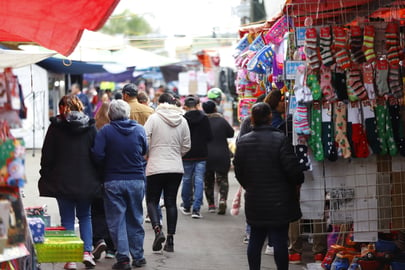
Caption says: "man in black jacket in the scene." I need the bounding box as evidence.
[180,95,213,219]
[233,102,304,270]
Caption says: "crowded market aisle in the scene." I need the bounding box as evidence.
[23,149,309,269]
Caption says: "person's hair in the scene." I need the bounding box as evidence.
[108,99,130,120]
[264,89,282,110]
[158,93,176,105]
[114,92,123,100]
[202,100,217,114]
[256,93,266,103]
[251,102,271,126]
[59,94,84,114]
[184,95,198,108]
[95,102,110,130]
[122,83,138,97]
[137,91,149,104]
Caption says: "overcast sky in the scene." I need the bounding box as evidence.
[114,0,244,36]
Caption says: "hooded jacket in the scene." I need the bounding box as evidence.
[182,109,213,160]
[38,111,101,200]
[144,103,191,176]
[92,118,148,182]
[233,124,304,226]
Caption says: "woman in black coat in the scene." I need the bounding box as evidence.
[202,100,234,214]
[38,95,100,269]
[233,102,304,270]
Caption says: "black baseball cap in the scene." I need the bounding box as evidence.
[122,83,138,97]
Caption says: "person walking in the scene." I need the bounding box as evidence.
[233,102,304,270]
[38,95,100,270]
[180,95,213,219]
[202,100,234,214]
[70,83,93,117]
[144,93,191,253]
[122,83,154,125]
[92,99,148,269]
[91,101,116,260]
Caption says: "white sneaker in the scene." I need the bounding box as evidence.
[64,262,77,270]
[265,245,274,255]
[83,251,96,269]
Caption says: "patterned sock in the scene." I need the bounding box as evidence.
[305,28,320,72]
[322,102,338,161]
[375,59,390,97]
[294,104,311,135]
[295,144,311,171]
[320,26,334,66]
[333,26,351,70]
[362,63,376,100]
[346,65,368,101]
[385,22,400,65]
[349,25,365,64]
[388,63,403,99]
[388,98,405,156]
[307,74,322,101]
[334,101,351,158]
[362,25,377,63]
[320,65,336,101]
[308,101,324,161]
[375,98,398,156]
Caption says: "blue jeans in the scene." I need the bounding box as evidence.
[248,224,289,270]
[181,160,206,212]
[56,198,93,252]
[104,180,145,262]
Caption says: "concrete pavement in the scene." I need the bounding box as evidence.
[23,149,313,270]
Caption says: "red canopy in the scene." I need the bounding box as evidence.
[0,0,120,56]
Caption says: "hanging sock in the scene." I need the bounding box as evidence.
[331,67,348,101]
[319,26,334,66]
[320,65,336,102]
[333,101,351,158]
[308,101,324,161]
[307,73,322,101]
[385,22,401,66]
[346,64,368,102]
[375,58,390,97]
[304,28,321,72]
[388,63,403,99]
[375,98,398,156]
[388,98,405,156]
[362,25,377,63]
[321,102,338,161]
[362,63,376,100]
[333,26,351,70]
[362,100,381,154]
[293,104,311,135]
[349,25,365,64]
[347,102,370,158]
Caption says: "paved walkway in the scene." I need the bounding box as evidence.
[23,150,315,270]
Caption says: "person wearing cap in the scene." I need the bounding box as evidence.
[180,95,213,219]
[202,100,234,215]
[122,83,154,125]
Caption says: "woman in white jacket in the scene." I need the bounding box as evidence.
[144,93,191,253]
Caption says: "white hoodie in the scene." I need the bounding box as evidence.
[144,103,191,176]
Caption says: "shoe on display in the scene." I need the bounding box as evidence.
[83,251,96,269]
[112,261,131,270]
[289,253,302,264]
[132,258,147,268]
[64,262,77,270]
[92,239,107,260]
[191,211,202,219]
[265,245,274,255]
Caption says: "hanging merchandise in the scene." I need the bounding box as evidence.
[361,63,376,100]
[388,63,403,99]
[375,58,390,97]
[347,102,370,158]
[346,64,368,102]
[362,25,377,64]
[387,98,405,156]
[293,65,313,104]
[264,15,291,45]
[304,27,321,72]
[375,98,397,156]
[331,67,348,101]
[349,25,366,64]
[306,73,321,101]
[321,102,338,161]
[385,22,401,66]
[320,65,336,102]
[362,100,381,155]
[333,26,351,70]
[308,101,324,161]
[293,104,311,135]
[333,101,351,159]
[319,26,334,67]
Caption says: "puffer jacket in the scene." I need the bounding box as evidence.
[233,124,304,226]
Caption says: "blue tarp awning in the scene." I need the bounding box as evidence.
[37,57,108,74]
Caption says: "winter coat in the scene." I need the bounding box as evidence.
[233,124,304,227]
[206,112,234,172]
[92,118,148,182]
[182,109,213,160]
[38,111,101,200]
[144,103,191,176]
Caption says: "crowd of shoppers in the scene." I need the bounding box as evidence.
[38,83,324,270]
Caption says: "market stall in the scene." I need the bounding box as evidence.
[233,1,405,269]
